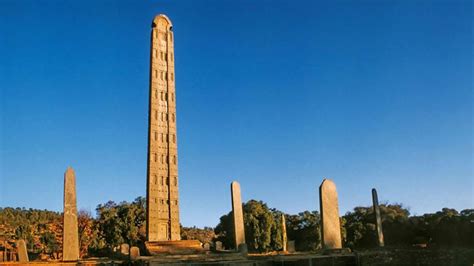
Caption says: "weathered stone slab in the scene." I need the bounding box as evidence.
[372,188,385,247]
[120,243,130,255]
[215,241,223,251]
[16,239,28,262]
[238,243,248,255]
[231,181,245,250]
[319,179,342,249]
[63,167,80,261]
[203,243,210,251]
[287,240,296,253]
[145,240,203,255]
[130,246,140,260]
[281,214,287,252]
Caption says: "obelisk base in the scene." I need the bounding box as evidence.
[145,240,203,255]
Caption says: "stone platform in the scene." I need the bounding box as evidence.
[145,240,203,255]
[139,252,358,266]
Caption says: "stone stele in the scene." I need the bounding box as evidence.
[130,246,140,260]
[319,178,342,249]
[120,243,130,255]
[146,13,180,242]
[16,239,28,262]
[215,241,223,251]
[281,214,288,252]
[287,240,296,253]
[372,188,385,247]
[231,181,246,250]
[144,14,202,256]
[63,167,80,261]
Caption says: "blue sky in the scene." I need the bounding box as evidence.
[0,0,472,227]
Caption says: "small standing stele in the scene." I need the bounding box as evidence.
[281,214,288,252]
[372,188,385,247]
[63,167,80,261]
[319,178,342,249]
[231,181,246,251]
[16,239,28,262]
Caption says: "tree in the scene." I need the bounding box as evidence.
[94,197,146,252]
[214,210,234,249]
[243,200,281,252]
[343,204,412,248]
[343,207,376,248]
[78,210,95,258]
[181,226,215,244]
[39,231,59,257]
[286,211,321,251]
[214,200,283,252]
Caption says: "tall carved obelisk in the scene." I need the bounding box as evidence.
[146,14,180,241]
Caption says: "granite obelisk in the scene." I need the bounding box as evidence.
[319,179,342,249]
[231,181,245,250]
[63,167,79,261]
[16,240,28,262]
[372,188,385,247]
[146,14,181,242]
[281,214,288,252]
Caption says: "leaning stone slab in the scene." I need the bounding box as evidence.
[372,188,385,247]
[319,179,342,249]
[63,167,80,261]
[16,240,28,262]
[231,181,246,250]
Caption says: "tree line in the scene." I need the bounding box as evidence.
[1,198,472,258]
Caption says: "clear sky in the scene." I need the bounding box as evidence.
[0,0,472,228]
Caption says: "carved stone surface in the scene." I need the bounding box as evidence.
[231,181,245,250]
[146,14,180,242]
[281,214,287,252]
[130,246,140,260]
[16,240,28,262]
[203,243,210,251]
[319,179,342,249]
[63,167,79,261]
[372,188,385,247]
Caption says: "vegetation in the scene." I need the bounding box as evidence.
[214,200,283,252]
[0,198,472,259]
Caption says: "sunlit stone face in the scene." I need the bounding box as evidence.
[146,14,180,242]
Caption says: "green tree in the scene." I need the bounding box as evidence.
[39,231,59,257]
[343,206,376,248]
[286,211,321,251]
[94,197,146,251]
[243,200,281,252]
[214,200,283,252]
[343,204,411,248]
